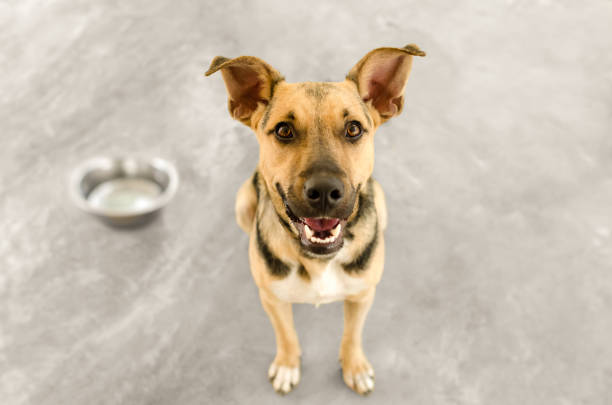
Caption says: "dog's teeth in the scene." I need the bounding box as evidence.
[304,224,314,240]
[305,223,342,244]
[331,223,341,237]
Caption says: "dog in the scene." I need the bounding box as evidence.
[206,44,425,395]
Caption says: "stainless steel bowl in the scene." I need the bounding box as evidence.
[70,157,179,226]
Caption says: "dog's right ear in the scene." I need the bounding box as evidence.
[206,55,283,126]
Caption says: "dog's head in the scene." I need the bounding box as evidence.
[206,45,425,256]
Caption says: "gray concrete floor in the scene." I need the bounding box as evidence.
[2,1,612,404]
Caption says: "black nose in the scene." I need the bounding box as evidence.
[303,176,344,211]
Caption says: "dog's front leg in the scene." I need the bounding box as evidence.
[340,286,376,395]
[259,288,301,394]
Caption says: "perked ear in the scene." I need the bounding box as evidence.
[206,55,283,126]
[347,44,425,122]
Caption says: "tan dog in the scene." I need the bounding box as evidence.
[206,44,425,395]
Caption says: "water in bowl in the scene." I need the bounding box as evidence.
[87,178,162,214]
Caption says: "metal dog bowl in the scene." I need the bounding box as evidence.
[70,157,179,226]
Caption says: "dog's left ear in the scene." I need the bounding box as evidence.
[347,44,425,122]
[206,55,283,126]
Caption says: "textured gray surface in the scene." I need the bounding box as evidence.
[2,1,612,404]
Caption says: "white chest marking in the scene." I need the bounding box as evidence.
[270,258,368,306]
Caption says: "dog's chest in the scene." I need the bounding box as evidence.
[269,258,368,305]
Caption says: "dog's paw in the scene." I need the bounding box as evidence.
[341,355,375,395]
[268,362,300,395]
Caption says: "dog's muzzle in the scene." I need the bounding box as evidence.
[277,178,356,256]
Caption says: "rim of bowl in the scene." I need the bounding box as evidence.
[69,156,179,218]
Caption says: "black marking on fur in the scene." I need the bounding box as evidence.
[297,264,310,281]
[298,157,345,179]
[342,220,378,273]
[256,220,291,278]
[344,229,354,240]
[276,212,295,234]
[359,99,373,127]
[270,76,283,96]
[347,180,373,230]
[276,182,301,223]
[346,194,366,229]
[343,109,349,118]
[269,183,299,238]
[260,95,276,130]
[205,56,230,76]
[299,245,340,261]
[252,171,260,201]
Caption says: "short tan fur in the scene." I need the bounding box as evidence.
[206,44,424,395]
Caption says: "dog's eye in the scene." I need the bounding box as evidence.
[345,121,363,139]
[275,123,294,140]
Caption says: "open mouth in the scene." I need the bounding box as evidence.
[276,182,350,255]
[292,217,346,255]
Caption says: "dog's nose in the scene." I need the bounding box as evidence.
[303,176,344,211]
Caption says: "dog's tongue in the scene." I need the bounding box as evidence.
[303,218,339,232]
